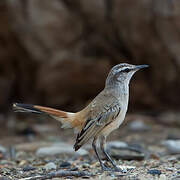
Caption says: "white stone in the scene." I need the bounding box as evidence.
[117,165,136,173]
[159,174,167,180]
[36,142,88,157]
[161,140,180,154]
[107,141,128,149]
[128,120,150,131]
[0,145,6,153]
[44,162,56,170]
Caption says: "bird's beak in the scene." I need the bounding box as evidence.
[134,64,149,71]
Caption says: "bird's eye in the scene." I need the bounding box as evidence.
[123,68,130,73]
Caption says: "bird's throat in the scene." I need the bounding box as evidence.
[105,82,129,100]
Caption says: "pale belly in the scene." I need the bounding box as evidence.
[100,107,127,137]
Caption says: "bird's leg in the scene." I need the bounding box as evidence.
[92,137,112,171]
[100,136,117,167]
[100,136,125,172]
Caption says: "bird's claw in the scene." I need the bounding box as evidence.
[113,167,127,173]
[101,164,127,173]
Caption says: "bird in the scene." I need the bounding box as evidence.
[13,63,148,172]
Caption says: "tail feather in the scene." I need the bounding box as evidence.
[13,103,75,129]
[13,103,43,114]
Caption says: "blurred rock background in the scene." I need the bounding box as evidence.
[1,0,180,114]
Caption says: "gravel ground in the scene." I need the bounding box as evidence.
[0,114,180,180]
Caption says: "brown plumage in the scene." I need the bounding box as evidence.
[13,63,148,172]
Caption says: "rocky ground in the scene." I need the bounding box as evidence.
[0,113,180,180]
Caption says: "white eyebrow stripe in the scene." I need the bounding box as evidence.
[118,67,129,72]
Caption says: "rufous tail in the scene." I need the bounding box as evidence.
[13,103,76,130]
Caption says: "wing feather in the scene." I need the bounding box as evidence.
[74,101,121,151]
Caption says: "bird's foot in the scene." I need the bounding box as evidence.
[101,164,114,172]
[113,166,127,173]
[100,164,127,173]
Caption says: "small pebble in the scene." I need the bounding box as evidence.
[161,140,180,154]
[166,168,174,171]
[0,145,6,153]
[147,169,161,175]
[44,162,57,170]
[159,174,167,180]
[82,163,90,168]
[167,156,177,162]
[59,161,71,168]
[23,165,36,171]
[175,163,180,169]
[128,120,150,131]
[107,141,128,149]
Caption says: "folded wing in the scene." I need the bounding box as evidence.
[74,100,121,151]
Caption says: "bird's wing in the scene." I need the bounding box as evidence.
[74,95,121,151]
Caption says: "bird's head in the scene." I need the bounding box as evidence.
[105,63,148,88]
